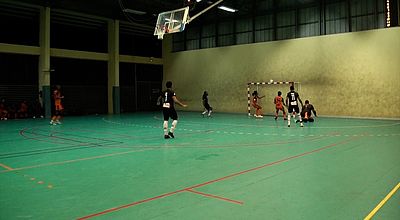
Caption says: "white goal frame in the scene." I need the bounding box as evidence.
[247,81,301,116]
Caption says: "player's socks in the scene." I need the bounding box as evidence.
[170,120,178,134]
[298,114,303,127]
[163,121,169,136]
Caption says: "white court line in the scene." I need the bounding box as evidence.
[152,115,400,129]
[102,118,400,138]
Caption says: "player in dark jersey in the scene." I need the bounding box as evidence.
[201,91,213,117]
[285,85,303,127]
[299,100,317,123]
[159,81,187,139]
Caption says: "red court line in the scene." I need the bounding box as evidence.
[0,163,14,171]
[77,137,356,219]
[185,189,243,205]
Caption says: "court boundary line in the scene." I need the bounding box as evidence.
[364,182,400,220]
[77,137,356,219]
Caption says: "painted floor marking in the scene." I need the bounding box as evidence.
[0,163,14,171]
[185,189,243,205]
[77,137,355,219]
[151,115,400,129]
[0,149,149,173]
[364,182,400,220]
[102,118,399,138]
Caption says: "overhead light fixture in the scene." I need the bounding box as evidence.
[122,8,147,15]
[196,0,202,2]
[218,5,237,13]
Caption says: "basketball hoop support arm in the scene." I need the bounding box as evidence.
[186,0,224,24]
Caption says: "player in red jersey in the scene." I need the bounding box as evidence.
[252,90,265,118]
[50,85,64,125]
[274,91,287,120]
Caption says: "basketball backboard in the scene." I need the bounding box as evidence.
[154,6,189,39]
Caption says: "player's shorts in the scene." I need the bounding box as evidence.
[276,105,284,111]
[163,107,178,121]
[252,104,262,109]
[55,103,63,111]
[203,103,212,111]
[288,105,299,114]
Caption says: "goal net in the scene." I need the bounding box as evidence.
[247,81,301,116]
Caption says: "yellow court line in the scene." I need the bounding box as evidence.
[364,182,400,220]
[0,163,14,171]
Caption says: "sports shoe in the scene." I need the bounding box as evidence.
[168,132,174,138]
[274,116,277,120]
[164,135,170,139]
[300,123,304,127]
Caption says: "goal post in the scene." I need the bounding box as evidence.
[247,81,300,116]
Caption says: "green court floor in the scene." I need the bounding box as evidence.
[0,112,399,220]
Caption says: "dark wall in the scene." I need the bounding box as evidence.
[120,63,162,112]
[51,23,108,52]
[120,33,162,57]
[0,13,39,46]
[0,53,39,108]
[50,58,108,115]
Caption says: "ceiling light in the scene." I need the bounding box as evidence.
[217,6,237,13]
[122,8,147,15]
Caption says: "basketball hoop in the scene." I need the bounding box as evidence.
[155,24,167,39]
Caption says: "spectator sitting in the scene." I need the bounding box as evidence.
[17,101,29,119]
[0,101,8,120]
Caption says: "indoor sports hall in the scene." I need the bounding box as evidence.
[1,0,399,219]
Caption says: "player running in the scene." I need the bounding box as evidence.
[252,90,265,118]
[201,91,213,117]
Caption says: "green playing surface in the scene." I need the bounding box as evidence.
[0,112,399,219]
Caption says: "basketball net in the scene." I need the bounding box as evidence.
[156,25,169,40]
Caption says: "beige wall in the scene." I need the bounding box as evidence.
[163,27,400,118]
